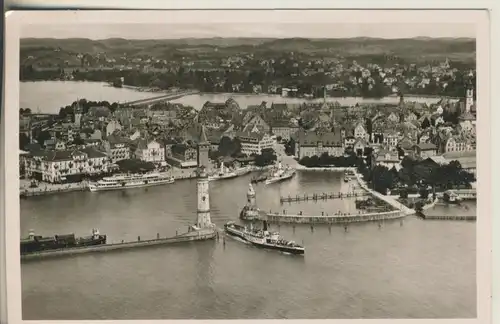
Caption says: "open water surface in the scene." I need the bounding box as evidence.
[20,81,444,114]
[20,171,477,320]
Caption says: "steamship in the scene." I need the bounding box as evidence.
[224,220,305,255]
[20,229,107,255]
[88,172,174,192]
[208,162,238,181]
[265,162,296,185]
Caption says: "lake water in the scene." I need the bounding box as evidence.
[20,171,476,320]
[20,81,444,114]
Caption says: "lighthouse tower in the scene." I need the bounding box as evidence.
[195,166,213,229]
[247,183,257,207]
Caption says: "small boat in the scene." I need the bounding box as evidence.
[265,162,296,185]
[20,228,107,255]
[234,165,252,176]
[208,162,238,181]
[224,220,305,255]
[88,172,174,192]
[443,190,462,204]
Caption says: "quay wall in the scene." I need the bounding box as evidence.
[266,210,404,224]
[294,165,356,172]
[422,214,476,221]
[21,185,87,197]
[21,229,216,261]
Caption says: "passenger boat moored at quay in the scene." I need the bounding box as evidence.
[224,220,305,255]
[88,172,175,192]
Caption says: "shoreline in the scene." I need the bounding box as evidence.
[19,80,454,101]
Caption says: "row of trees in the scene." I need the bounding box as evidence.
[207,136,276,167]
[252,148,277,167]
[358,157,476,195]
[58,99,120,120]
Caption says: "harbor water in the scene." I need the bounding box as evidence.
[20,171,477,320]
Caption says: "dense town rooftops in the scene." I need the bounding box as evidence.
[27,147,107,162]
[235,131,267,142]
[414,143,437,151]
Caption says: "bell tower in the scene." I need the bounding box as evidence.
[196,166,213,229]
[465,71,474,113]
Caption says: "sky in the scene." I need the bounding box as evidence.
[21,23,476,39]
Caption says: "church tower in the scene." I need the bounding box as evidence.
[197,125,210,169]
[465,71,474,113]
[196,166,213,229]
[74,99,82,128]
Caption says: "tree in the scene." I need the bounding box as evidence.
[36,130,51,147]
[19,133,30,150]
[421,117,431,129]
[72,135,85,146]
[419,187,430,199]
[284,138,296,156]
[254,148,277,167]
[218,136,242,157]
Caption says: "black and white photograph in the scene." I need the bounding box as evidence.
[2,8,492,322]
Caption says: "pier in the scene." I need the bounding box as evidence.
[419,213,476,221]
[21,229,217,261]
[280,190,368,204]
[436,189,477,200]
[123,90,199,107]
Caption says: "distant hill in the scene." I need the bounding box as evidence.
[20,37,476,65]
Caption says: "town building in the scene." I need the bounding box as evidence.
[103,134,131,163]
[134,138,165,163]
[295,130,344,159]
[412,143,437,159]
[106,120,122,137]
[375,149,400,169]
[444,136,475,153]
[24,147,110,183]
[236,131,275,155]
[269,120,299,141]
[167,143,198,168]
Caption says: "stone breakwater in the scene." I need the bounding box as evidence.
[266,210,404,224]
[20,180,88,197]
[21,229,217,262]
[264,168,426,225]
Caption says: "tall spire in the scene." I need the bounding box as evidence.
[199,124,209,143]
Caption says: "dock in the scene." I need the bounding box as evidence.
[419,213,476,221]
[21,228,216,261]
[280,191,368,204]
[266,209,402,224]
